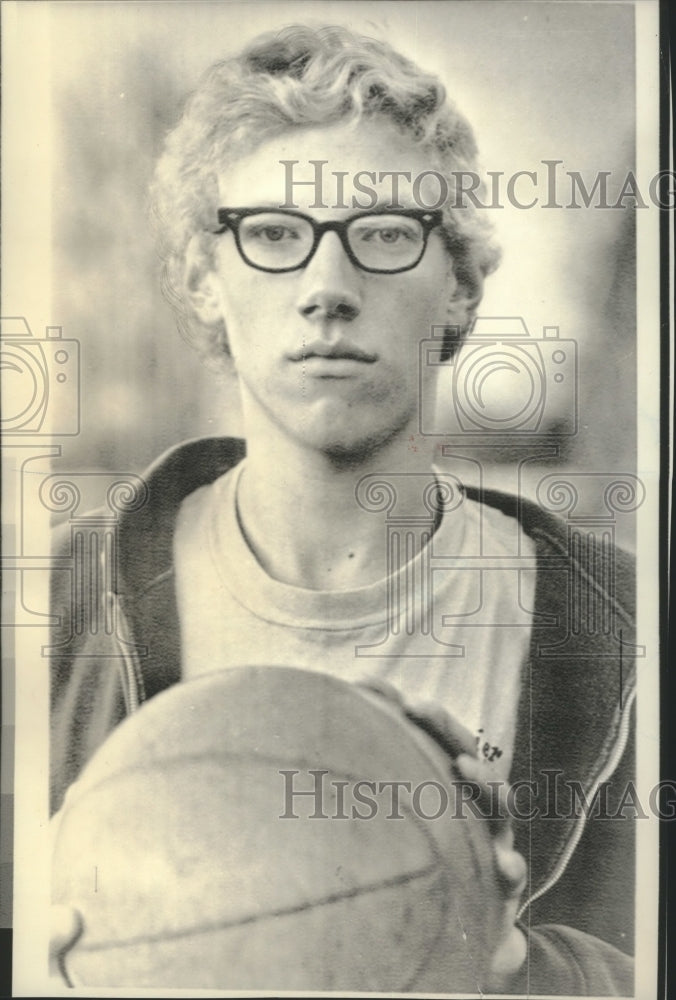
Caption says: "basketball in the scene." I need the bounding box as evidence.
[52,667,500,990]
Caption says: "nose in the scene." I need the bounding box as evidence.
[296,231,362,323]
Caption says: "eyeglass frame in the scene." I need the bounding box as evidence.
[210,206,444,274]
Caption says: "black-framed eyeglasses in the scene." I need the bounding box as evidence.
[210,207,443,274]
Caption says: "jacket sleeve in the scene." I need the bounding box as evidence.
[509,924,633,996]
[50,518,128,815]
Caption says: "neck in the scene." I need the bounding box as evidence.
[234,417,444,591]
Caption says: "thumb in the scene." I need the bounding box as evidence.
[49,904,82,983]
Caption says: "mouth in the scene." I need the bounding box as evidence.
[288,342,378,365]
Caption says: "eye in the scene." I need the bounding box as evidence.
[352,218,420,245]
[376,227,406,244]
[247,223,301,242]
[359,226,408,243]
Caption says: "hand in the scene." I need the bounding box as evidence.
[454,752,527,991]
[49,904,82,987]
[358,678,478,758]
[359,680,527,991]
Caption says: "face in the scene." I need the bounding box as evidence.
[196,119,466,461]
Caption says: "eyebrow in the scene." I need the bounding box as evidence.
[229,202,424,214]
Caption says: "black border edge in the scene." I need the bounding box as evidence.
[658,2,675,1000]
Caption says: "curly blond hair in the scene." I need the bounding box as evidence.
[150,24,500,362]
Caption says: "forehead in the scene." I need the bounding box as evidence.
[215,119,439,212]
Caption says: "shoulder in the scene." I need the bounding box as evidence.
[50,435,248,612]
[464,483,635,615]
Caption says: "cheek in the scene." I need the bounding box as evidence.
[398,255,456,325]
[218,280,281,352]
[392,277,452,335]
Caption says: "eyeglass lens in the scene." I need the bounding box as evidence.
[237,212,427,271]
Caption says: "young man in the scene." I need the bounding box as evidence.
[50,25,636,994]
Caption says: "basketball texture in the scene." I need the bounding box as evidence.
[53,666,500,991]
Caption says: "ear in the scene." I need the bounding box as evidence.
[183,234,225,326]
[441,271,484,362]
[449,262,484,323]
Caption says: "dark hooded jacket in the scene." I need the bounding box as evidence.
[50,437,636,995]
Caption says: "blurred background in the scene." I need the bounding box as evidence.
[5,0,638,542]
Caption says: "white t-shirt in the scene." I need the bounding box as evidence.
[174,462,536,781]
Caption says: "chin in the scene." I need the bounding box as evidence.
[308,423,412,469]
[256,388,418,466]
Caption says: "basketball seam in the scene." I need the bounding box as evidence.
[72,862,444,952]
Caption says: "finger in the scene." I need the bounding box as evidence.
[487,924,527,991]
[49,904,82,980]
[357,677,406,709]
[403,701,477,761]
[494,841,528,898]
[358,685,478,763]
[454,755,527,899]
[455,753,513,839]
[49,904,82,958]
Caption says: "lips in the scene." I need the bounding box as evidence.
[289,341,377,364]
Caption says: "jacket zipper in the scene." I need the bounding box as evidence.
[109,592,145,713]
[518,680,636,917]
